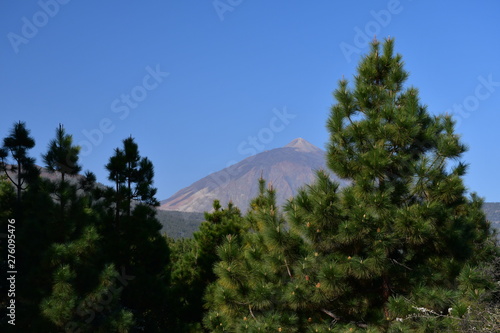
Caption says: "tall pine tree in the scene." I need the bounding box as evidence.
[0,121,39,213]
[103,136,170,332]
[42,124,82,182]
[205,38,498,332]
[105,136,159,229]
[286,37,497,331]
[204,179,303,332]
[168,200,243,331]
[42,123,83,222]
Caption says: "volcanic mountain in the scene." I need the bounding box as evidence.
[159,138,348,212]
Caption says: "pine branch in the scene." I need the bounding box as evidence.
[320,308,340,321]
[389,258,413,270]
[249,305,258,322]
[2,167,17,186]
[284,258,292,279]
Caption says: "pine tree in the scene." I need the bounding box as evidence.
[1,150,124,332]
[168,200,243,331]
[285,170,351,331]
[0,176,17,330]
[204,179,303,332]
[0,126,173,332]
[3,177,58,331]
[167,237,203,332]
[103,137,170,332]
[0,121,39,212]
[205,38,498,332]
[195,200,243,283]
[122,136,140,217]
[40,232,134,332]
[42,124,82,182]
[105,136,159,228]
[116,204,170,332]
[106,147,127,227]
[11,153,133,332]
[42,124,83,222]
[286,38,497,330]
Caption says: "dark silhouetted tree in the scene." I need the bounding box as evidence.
[42,124,82,182]
[42,124,83,221]
[105,136,159,229]
[104,137,169,332]
[0,121,39,211]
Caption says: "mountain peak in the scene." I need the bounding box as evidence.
[284,138,322,153]
[159,137,338,212]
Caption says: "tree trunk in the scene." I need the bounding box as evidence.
[16,160,21,204]
[116,180,121,231]
[382,274,390,319]
[127,175,131,217]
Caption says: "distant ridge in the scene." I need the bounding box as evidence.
[159,138,348,212]
[483,202,500,237]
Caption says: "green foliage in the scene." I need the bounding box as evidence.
[2,37,500,331]
[42,123,82,181]
[195,200,243,281]
[102,137,170,332]
[0,121,39,208]
[167,237,204,332]
[105,136,159,220]
[41,243,134,332]
[0,122,173,332]
[42,124,86,222]
[204,38,499,332]
[204,179,306,331]
[0,175,15,218]
[319,38,497,329]
[116,205,170,332]
[167,200,244,331]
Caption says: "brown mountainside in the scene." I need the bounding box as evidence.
[159,138,349,212]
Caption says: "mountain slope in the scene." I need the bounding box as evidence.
[483,202,500,235]
[159,138,348,212]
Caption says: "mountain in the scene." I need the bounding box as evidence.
[159,138,349,212]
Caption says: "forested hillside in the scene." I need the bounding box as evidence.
[158,204,500,240]
[484,202,500,223]
[156,209,204,238]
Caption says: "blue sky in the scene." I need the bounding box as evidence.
[1,1,499,202]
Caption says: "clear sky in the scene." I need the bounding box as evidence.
[1,1,499,202]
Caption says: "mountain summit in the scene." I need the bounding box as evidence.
[284,137,323,153]
[159,138,347,212]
